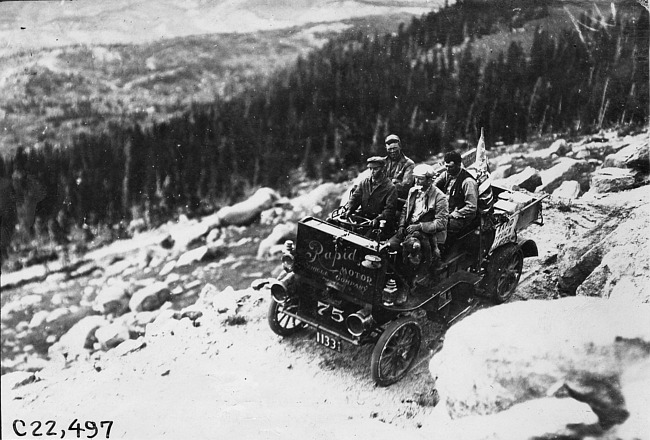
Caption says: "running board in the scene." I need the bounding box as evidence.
[446,301,477,326]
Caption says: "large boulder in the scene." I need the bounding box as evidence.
[161,215,211,253]
[549,138,571,156]
[572,142,616,162]
[575,204,650,302]
[215,187,280,226]
[493,167,542,192]
[93,280,131,316]
[429,297,650,437]
[590,168,637,193]
[527,139,570,159]
[537,158,583,193]
[48,315,108,361]
[128,281,171,312]
[117,309,166,336]
[490,163,514,180]
[551,180,581,201]
[95,320,130,350]
[211,286,245,315]
[289,182,343,217]
[175,245,209,267]
[556,205,649,297]
[422,398,597,440]
[602,142,649,172]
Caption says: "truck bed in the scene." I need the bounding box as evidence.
[492,185,547,230]
[489,185,547,252]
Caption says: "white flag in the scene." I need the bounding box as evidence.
[473,127,492,195]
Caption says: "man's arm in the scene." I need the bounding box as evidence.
[394,160,414,194]
[398,189,414,228]
[452,178,478,219]
[377,185,397,222]
[345,183,363,213]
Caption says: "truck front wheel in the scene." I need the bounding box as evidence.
[371,317,421,387]
[268,301,305,336]
[484,245,524,304]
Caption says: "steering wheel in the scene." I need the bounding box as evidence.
[329,207,373,232]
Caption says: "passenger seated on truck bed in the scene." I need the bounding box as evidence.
[388,164,448,305]
[434,151,479,236]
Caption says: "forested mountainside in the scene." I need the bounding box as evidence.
[1,0,648,251]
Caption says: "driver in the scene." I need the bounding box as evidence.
[342,156,397,233]
[388,164,448,304]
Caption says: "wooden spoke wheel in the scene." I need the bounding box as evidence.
[267,301,305,337]
[484,245,524,304]
[371,317,422,387]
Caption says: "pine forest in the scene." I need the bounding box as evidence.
[2,0,648,240]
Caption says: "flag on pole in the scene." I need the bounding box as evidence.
[468,127,494,214]
[473,128,492,194]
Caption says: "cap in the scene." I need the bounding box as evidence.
[413,164,434,178]
[366,156,386,166]
[385,134,400,145]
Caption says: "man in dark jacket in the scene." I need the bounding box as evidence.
[343,156,397,232]
[434,151,478,234]
[383,134,415,199]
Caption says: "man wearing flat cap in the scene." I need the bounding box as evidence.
[384,134,415,199]
[343,156,397,232]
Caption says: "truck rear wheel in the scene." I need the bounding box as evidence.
[371,317,421,387]
[267,301,304,336]
[484,245,523,304]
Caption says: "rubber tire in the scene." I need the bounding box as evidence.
[370,317,422,387]
[484,245,524,304]
[267,301,304,337]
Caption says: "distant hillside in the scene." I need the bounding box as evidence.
[0,13,420,156]
[1,0,643,155]
[0,0,437,56]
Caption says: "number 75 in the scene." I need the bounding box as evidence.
[317,301,344,323]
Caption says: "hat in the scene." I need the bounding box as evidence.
[413,164,434,178]
[366,156,386,166]
[385,134,400,145]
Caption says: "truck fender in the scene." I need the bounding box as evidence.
[517,239,538,258]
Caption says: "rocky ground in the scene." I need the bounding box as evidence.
[1,127,649,440]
